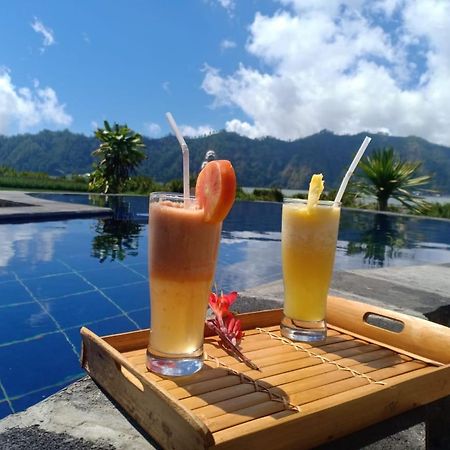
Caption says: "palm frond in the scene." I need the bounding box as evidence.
[357,146,432,212]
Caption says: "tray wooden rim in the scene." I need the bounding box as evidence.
[81,295,450,449]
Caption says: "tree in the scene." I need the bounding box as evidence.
[89,121,146,194]
[357,147,432,212]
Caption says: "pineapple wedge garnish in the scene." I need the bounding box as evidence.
[307,173,324,209]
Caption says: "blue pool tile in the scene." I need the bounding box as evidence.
[0,280,34,306]
[21,273,93,300]
[41,291,122,329]
[123,262,148,278]
[128,308,150,329]
[102,281,149,312]
[0,269,15,284]
[79,266,144,289]
[87,314,137,335]
[14,260,71,280]
[120,249,148,264]
[66,315,137,354]
[56,241,93,259]
[62,254,116,272]
[0,333,83,398]
[64,328,84,356]
[0,401,13,420]
[0,303,57,345]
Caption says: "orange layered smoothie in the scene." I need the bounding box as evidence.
[148,195,221,356]
[282,199,340,322]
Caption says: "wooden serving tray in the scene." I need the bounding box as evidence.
[81,296,450,450]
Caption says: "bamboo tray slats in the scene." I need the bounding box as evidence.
[81,296,450,450]
[193,350,393,419]
[193,357,424,431]
[181,383,263,410]
[123,336,373,394]
[211,367,446,449]
[153,346,375,401]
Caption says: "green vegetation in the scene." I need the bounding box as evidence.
[1,129,450,193]
[0,164,186,197]
[418,202,450,219]
[2,163,450,220]
[122,176,162,194]
[89,121,146,194]
[356,147,432,213]
[236,187,284,202]
[0,129,95,175]
[0,166,88,191]
[1,130,450,220]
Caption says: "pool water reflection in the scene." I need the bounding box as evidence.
[0,195,450,419]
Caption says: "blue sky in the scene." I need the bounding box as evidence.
[1,0,450,146]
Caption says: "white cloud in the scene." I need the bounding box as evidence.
[221,39,237,51]
[31,17,55,50]
[201,0,450,145]
[144,122,162,137]
[216,0,235,15]
[371,0,403,17]
[0,69,72,134]
[82,32,91,44]
[162,81,171,94]
[179,124,215,137]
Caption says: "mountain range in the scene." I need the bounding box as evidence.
[0,129,449,193]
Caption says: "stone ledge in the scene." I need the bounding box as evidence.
[0,191,111,222]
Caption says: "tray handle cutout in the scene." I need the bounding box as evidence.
[327,296,450,364]
[117,362,144,392]
[363,312,405,333]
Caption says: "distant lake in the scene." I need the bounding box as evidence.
[242,187,450,205]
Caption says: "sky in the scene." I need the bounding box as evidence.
[1,0,450,146]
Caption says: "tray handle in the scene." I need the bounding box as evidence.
[81,327,214,450]
[327,296,450,365]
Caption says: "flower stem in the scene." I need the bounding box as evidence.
[206,320,260,371]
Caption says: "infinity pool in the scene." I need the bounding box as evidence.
[1,194,449,419]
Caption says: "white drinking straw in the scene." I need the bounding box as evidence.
[334,136,372,205]
[166,112,190,204]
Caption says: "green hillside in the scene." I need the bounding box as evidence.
[0,129,449,193]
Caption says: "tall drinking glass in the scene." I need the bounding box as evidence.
[147,192,221,376]
[281,199,341,342]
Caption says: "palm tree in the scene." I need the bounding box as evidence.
[357,147,432,212]
[89,121,146,194]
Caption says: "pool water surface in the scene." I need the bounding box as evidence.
[0,194,450,419]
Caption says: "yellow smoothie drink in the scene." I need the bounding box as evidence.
[148,195,221,357]
[282,200,341,323]
[150,278,213,355]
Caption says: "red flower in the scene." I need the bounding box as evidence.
[207,291,243,346]
[223,315,243,347]
[209,291,238,323]
[206,290,258,370]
